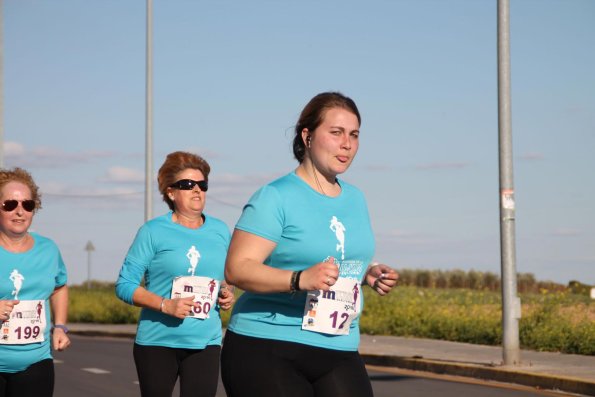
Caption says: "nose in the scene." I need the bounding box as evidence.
[14,204,24,215]
[192,184,202,192]
[341,133,352,150]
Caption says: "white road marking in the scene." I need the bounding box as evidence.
[81,368,111,374]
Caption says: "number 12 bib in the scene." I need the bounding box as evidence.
[301,277,361,335]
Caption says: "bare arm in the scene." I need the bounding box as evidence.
[224,230,288,292]
[131,287,196,320]
[50,285,70,351]
[224,229,340,293]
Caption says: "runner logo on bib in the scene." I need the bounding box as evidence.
[171,276,219,320]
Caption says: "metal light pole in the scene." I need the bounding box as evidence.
[84,241,95,289]
[497,0,521,366]
[145,0,153,222]
[0,0,4,169]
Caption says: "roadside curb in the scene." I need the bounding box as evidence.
[68,326,595,397]
[69,329,135,339]
[361,353,595,396]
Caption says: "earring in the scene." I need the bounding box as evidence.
[306,136,311,148]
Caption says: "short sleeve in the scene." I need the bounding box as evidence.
[54,249,68,287]
[235,185,285,243]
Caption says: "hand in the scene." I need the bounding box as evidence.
[218,284,235,311]
[365,263,398,296]
[0,300,19,322]
[299,257,340,291]
[161,296,196,319]
[52,328,71,351]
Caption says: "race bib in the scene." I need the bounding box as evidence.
[0,300,47,345]
[301,278,361,335]
[171,276,219,319]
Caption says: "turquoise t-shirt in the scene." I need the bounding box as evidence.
[0,233,68,373]
[116,212,230,349]
[228,172,375,351]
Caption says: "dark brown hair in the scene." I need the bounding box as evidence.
[157,151,211,211]
[0,167,42,213]
[292,92,361,163]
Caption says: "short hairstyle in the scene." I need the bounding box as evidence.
[292,92,361,163]
[0,167,42,213]
[157,151,211,211]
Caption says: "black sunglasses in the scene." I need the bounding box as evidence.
[169,179,208,192]
[2,199,36,212]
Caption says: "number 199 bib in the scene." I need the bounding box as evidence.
[301,278,361,335]
[0,300,47,345]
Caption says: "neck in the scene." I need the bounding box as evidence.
[0,232,32,253]
[296,161,340,197]
[173,211,204,229]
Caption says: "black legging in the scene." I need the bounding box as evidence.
[133,343,221,397]
[221,330,374,397]
[0,358,54,397]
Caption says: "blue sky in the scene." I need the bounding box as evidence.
[4,0,594,286]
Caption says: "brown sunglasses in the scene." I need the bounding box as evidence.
[2,200,36,212]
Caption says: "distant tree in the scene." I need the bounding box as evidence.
[483,272,500,292]
[467,270,481,290]
[568,280,592,296]
[415,270,431,288]
[517,273,537,294]
[448,269,466,289]
[434,270,448,289]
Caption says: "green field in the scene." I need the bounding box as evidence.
[68,281,595,355]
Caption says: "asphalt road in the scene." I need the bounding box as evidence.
[53,335,566,397]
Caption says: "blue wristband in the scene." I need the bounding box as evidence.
[53,324,69,333]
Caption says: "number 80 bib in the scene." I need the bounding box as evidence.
[171,276,219,319]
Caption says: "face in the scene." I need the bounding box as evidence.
[303,107,360,177]
[167,168,207,217]
[0,181,34,237]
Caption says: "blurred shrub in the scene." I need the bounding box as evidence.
[361,286,594,355]
[395,268,570,294]
[68,282,235,327]
[69,281,594,355]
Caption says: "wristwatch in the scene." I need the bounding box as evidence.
[53,324,69,333]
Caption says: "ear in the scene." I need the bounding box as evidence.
[301,128,310,148]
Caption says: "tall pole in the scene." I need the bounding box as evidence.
[497,0,521,366]
[145,0,153,222]
[84,241,95,289]
[0,0,4,169]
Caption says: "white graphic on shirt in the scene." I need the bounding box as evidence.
[329,216,346,260]
[9,269,25,300]
[186,246,201,276]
